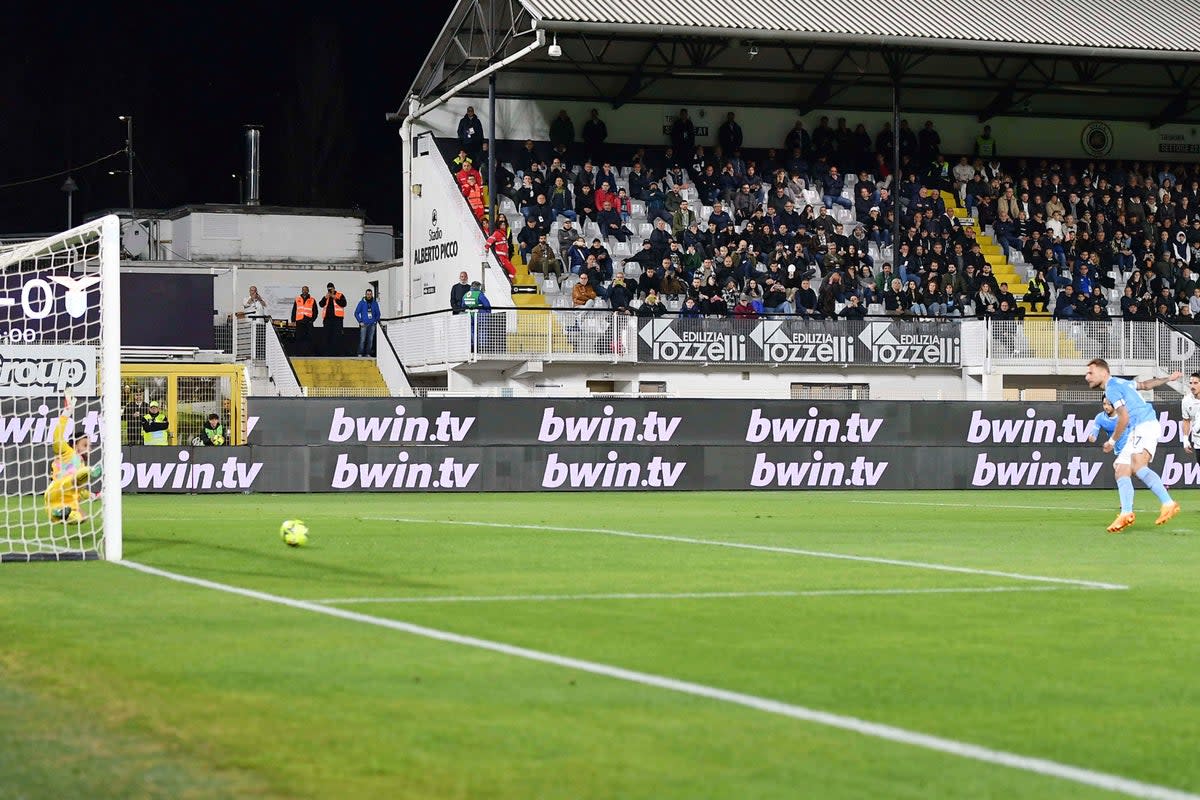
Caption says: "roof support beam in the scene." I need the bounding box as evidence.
[978,85,1015,121]
[798,51,848,114]
[1151,71,1200,128]
[610,43,658,108]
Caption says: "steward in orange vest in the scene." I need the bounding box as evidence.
[319,282,348,356]
[290,286,317,354]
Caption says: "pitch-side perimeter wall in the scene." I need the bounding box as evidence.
[79,398,1200,493]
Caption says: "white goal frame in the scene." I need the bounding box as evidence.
[0,215,122,560]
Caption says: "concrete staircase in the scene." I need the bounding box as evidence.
[291,358,390,396]
[505,250,579,355]
[938,190,1046,319]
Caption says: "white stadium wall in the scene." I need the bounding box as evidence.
[169,212,364,264]
[443,364,981,400]
[406,130,516,317]
[422,96,1200,163]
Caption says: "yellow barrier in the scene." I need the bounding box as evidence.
[121,363,248,446]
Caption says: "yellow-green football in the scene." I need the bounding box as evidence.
[280,519,309,547]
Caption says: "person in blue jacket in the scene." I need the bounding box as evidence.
[354,288,381,357]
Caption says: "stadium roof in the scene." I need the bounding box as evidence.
[523,0,1200,57]
[400,0,1200,126]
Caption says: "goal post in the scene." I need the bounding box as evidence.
[0,215,122,562]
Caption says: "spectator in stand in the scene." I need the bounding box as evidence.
[581,109,607,162]
[566,236,588,274]
[574,184,598,225]
[679,296,702,318]
[548,177,576,222]
[638,265,660,298]
[672,200,696,236]
[457,106,483,160]
[572,272,599,307]
[733,293,758,319]
[840,293,866,319]
[528,234,565,282]
[638,291,667,317]
[526,192,553,233]
[923,278,948,316]
[657,264,684,297]
[517,217,541,261]
[652,219,672,260]
[762,278,792,314]
[239,285,268,319]
[549,110,574,152]
[821,166,853,210]
[354,288,380,358]
[974,281,999,318]
[1054,284,1081,319]
[608,274,634,311]
[597,201,631,242]
[318,282,347,356]
[718,112,743,156]
[670,108,697,157]
[708,201,733,231]
[623,241,659,271]
[514,174,537,214]
[555,218,577,260]
[448,273,471,315]
[917,121,941,165]
[628,162,650,201]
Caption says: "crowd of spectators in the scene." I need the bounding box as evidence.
[452,105,1200,324]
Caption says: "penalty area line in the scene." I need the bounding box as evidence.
[314,585,1094,605]
[119,559,1194,800]
[361,517,1129,591]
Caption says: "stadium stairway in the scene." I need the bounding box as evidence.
[290,358,389,396]
[938,190,1046,319]
[503,249,583,354]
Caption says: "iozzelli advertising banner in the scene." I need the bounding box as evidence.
[636,318,961,366]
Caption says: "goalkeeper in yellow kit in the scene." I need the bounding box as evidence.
[44,394,101,523]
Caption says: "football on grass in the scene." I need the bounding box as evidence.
[280,519,309,547]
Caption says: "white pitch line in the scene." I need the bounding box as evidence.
[118,559,1196,800]
[361,517,1129,591]
[848,499,1096,511]
[315,585,1085,605]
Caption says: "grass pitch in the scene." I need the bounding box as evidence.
[4,490,1200,799]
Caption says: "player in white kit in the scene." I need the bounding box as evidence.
[1181,372,1200,463]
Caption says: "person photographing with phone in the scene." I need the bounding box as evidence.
[318,282,347,356]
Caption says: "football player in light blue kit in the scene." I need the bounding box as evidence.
[1086,396,1128,455]
[1084,358,1182,532]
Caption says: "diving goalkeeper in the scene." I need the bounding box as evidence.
[45,394,101,523]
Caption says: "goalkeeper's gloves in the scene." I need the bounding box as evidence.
[63,392,76,413]
[88,464,103,481]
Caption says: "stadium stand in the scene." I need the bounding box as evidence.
[446,119,1200,326]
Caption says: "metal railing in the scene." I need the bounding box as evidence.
[264,322,303,397]
[213,317,266,361]
[386,310,638,366]
[985,319,1162,372]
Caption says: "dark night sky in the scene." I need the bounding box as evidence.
[4,2,455,234]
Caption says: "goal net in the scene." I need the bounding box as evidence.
[0,216,122,561]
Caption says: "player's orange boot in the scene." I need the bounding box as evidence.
[1107,512,1136,533]
[1155,501,1181,525]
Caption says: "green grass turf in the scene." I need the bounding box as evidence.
[4,490,1200,799]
